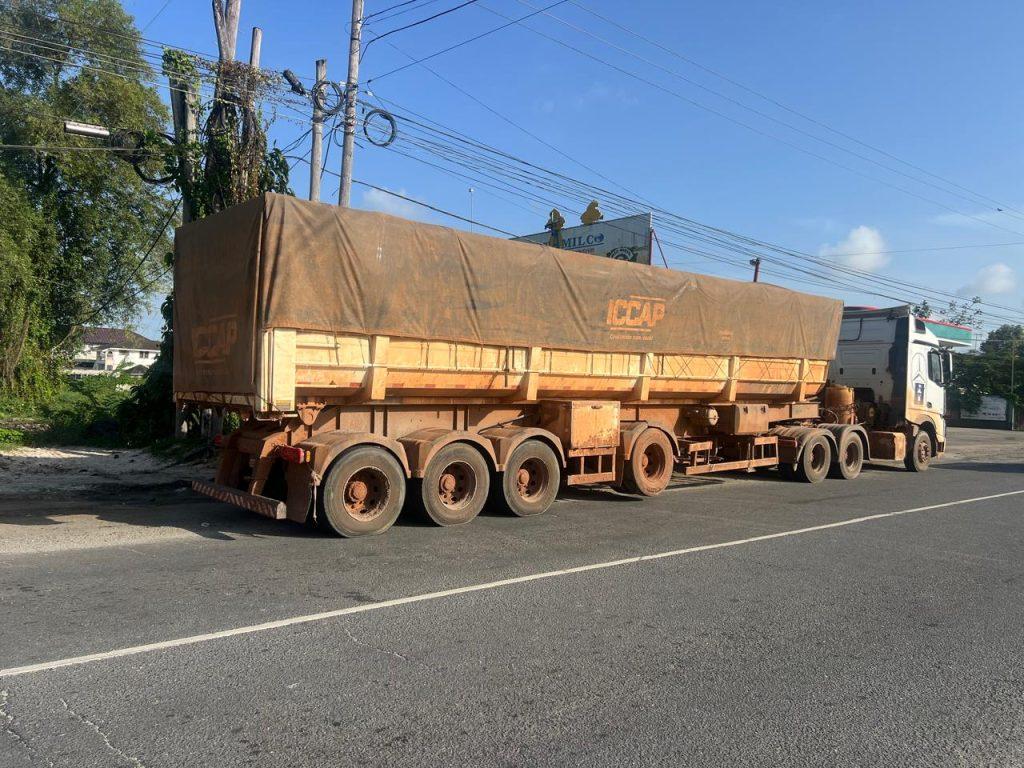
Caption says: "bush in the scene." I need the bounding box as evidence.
[38,373,135,447]
[0,427,25,448]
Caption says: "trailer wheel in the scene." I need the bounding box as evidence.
[493,440,560,517]
[417,443,490,526]
[624,428,674,496]
[319,446,405,537]
[795,434,831,484]
[828,432,864,480]
[904,431,932,472]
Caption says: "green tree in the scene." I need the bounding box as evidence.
[950,324,1023,414]
[0,0,176,396]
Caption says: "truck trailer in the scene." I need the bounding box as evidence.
[175,194,949,537]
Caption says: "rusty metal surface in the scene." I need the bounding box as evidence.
[539,400,620,450]
[191,479,287,520]
[868,430,907,461]
[714,403,770,435]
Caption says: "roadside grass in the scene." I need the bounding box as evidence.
[2,373,234,455]
[2,373,141,449]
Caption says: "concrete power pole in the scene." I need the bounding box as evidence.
[338,0,364,206]
[310,59,327,202]
[749,257,761,282]
[168,77,198,224]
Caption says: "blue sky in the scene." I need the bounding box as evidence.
[123,0,1024,340]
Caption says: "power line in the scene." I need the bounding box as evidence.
[566,0,1024,225]
[465,2,1024,239]
[364,0,482,54]
[507,0,1024,224]
[141,0,174,32]
[366,0,569,83]
[365,0,450,26]
[364,95,1024,322]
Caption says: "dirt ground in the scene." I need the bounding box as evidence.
[0,427,1020,556]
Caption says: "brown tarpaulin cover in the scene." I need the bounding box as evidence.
[174,193,842,396]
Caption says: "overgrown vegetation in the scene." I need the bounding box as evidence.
[0,0,290,448]
[0,372,135,447]
[0,0,175,398]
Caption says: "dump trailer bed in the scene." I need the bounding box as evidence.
[174,194,842,414]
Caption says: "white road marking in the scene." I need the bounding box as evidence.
[2,488,1022,679]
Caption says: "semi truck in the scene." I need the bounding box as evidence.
[175,194,949,537]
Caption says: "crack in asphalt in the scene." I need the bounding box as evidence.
[60,697,145,768]
[1,689,55,768]
[342,626,427,669]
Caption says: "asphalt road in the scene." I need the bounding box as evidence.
[1,435,1023,766]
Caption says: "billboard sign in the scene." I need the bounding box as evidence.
[514,213,653,265]
[961,395,1008,422]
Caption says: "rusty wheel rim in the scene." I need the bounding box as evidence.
[641,442,667,481]
[437,461,476,511]
[917,438,931,464]
[515,458,547,500]
[344,467,389,521]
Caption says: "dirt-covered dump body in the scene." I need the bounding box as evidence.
[174,193,842,414]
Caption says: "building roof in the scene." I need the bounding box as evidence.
[81,327,160,351]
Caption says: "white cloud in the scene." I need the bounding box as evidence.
[359,187,426,221]
[818,225,889,271]
[959,262,1017,296]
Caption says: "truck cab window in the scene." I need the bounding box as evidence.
[927,349,943,384]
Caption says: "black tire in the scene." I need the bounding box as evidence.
[904,430,932,472]
[417,443,490,526]
[492,440,560,517]
[623,428,675,496]
[829,431,864,480]
[319,446,406,537]
[796,434,831,484]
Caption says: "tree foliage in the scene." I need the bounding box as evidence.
[0,0,175,397]
[950,324,1024,414]
[911,296,982,327]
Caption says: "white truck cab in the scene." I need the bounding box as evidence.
[830,306,951,458]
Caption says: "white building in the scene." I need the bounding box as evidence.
[69,327,160,377]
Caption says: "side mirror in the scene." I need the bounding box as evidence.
[942,351,953,386]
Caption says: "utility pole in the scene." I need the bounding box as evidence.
[168,75,198,223]
[468,187,475,231]
[338,0,364,206]
[249,26,262,67]
[310,58,327,202]
[749,257,761,282]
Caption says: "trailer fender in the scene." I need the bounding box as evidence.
[300,432,412,483]
[478,426,566,470]
[769,425,836,464]
[818,424,871,461]
[619,421,679,460]
[398,428,498,478]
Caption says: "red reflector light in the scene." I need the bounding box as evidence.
[213,434,224,447]
[277,445,307,464]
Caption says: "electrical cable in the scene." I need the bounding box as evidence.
[366,0,569,83]
[567,0,1024,224]
[508,0,1024,225]
[467,3,1024,239]
[363,0,482,57]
